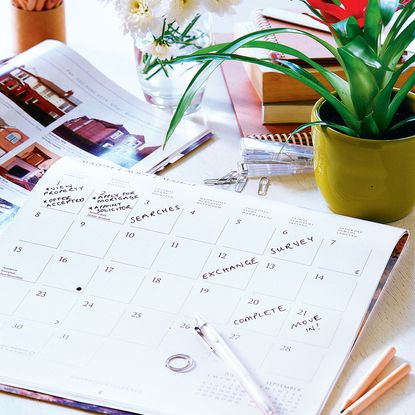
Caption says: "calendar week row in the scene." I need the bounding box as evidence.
[9,208,371,274]
[0,295,329,384]
[0,239,359,307]
[0,275,344,350]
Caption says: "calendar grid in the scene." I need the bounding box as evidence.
[308,239,325,267]
[0,159,406,415]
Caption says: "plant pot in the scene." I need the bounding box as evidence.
[311,92,415,223]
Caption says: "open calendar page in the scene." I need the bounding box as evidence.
[0,158,408,415]
[0,41,211,232]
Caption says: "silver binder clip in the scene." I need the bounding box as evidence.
[258,177,270,196]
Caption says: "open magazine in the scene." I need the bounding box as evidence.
[0,40,211,231]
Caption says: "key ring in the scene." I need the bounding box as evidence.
[165,354,195,373]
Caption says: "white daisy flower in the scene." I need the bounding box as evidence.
[167,0,201,26]
[117,0,162,35]
[201,0,240,16]
[143,39,174,59]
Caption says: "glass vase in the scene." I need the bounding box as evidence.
[133,17,211,114]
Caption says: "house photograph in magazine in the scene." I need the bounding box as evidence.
[0,117,29,156]
[0,66,81,127]
[53,115,160,168]
[0,143,60,191]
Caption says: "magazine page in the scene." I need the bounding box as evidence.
[0,157,407,415]
[0,40,211,230]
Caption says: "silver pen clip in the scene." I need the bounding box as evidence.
[194,320,215,352]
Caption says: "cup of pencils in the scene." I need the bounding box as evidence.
[11,0,66,54]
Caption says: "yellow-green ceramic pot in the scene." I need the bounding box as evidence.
[311,93,415,223]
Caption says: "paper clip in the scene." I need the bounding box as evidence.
[258,177,270,196]
[204,171,239,186]
[235,174,248,193]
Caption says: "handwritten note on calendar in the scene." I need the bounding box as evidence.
[0,158,407,415]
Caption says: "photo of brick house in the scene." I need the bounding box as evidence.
[0,117,29,157]
[53,116,160,168]
[0,143,60,191]
[0,66,81,126]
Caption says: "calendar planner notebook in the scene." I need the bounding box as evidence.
[0,158,408,415]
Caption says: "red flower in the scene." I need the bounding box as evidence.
[305,0,368,28]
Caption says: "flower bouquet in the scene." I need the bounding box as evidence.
[165,0,415,222]
[105,0,241,111]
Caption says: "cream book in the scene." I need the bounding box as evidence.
[263,101,316,124]
[235,18,415,105]
[234,21,345,104]
[0,157,408,415]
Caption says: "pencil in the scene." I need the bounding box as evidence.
[340,346,396,412]
[342,362,411,415]
[13,0,27,9]
[46,0,58,9]
[27,0,36,10]
[35,0,46,11]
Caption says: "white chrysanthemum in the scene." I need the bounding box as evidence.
[201,0,240,16]
[167,0,201,25]
[117,0,162,35]
[143,40,174,59]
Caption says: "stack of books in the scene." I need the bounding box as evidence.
[229,8,415,126]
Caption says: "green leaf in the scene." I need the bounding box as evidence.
[389,115,415,131]
[372,53,415,129]
[191,43,232,54]
[360,113,382,138]
[342,35,385,71]
[273,58,325,88]
[290,120,356,136]
[298,0,325,20]
[382,19,415,69]
[331,17,362,46]
[386,70,415,126]
[181,14,201,37]
[337,39,381,118]
[172,52,359,131]
[164,59,221,147]
[382,0,415,53]
[364,0,382,52]
[244,40,354,114]
[379,0,400,26]
[165,27,342,144]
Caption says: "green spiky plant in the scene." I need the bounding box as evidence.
[164,0,415,146]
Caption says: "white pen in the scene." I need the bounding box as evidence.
[194,316,276,415]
